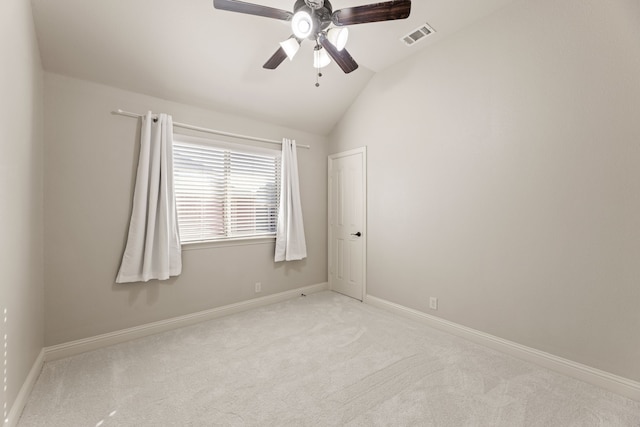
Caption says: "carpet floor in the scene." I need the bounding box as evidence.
[18,291,640,426]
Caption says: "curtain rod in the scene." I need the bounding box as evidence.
[111,109,311,149]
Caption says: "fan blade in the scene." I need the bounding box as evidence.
[332,0,411,26]
[213,0,293,21]
[263,47,288,69]
[318,34,359,74]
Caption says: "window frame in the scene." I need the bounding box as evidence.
[172,134,282,248]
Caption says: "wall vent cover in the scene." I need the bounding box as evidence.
[401,23,436,46]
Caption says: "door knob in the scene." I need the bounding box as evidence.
[351,232,362,237]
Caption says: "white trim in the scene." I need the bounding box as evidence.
[365,294,640,402]
[173,134,282,156]
[45,282,328,362]
[4,349,44,427]
[182,236,275,251]
[361,149,367,301]
[328,147,367,301]
[328,147,368,160]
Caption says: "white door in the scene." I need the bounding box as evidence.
[328,148,366,301]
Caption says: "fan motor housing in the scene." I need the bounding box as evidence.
[295,0,333,35]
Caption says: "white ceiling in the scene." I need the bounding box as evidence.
[31,0,515,135]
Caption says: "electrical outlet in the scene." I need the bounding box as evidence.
[255,282,262,293]
[429,297,438,310]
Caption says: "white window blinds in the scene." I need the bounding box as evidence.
[173,136,281,243]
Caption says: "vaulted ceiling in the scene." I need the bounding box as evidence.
[31,0,515,134]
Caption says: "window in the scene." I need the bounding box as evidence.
[173,135,281,244]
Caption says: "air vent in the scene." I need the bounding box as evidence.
[401,23,435,46]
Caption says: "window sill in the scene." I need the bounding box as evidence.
[181,236,276,251]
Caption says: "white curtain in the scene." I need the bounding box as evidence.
[275,139,307,262]
[116,112,182,283]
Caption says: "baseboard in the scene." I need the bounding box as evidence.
[365,294,640,402]
[45,282,328,362]
[3,349,44,427]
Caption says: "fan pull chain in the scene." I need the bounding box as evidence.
[315,41,323,87]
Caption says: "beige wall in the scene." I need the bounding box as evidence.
[44,73,328,346]
[0,0,45,419]
[330,0,640,381]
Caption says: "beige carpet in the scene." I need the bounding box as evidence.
[18,291,640,426]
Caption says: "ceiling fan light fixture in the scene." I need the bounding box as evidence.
[327,27,349,51]
[280,37,301,60]
[291,10,314,39]
[313,46,331,68]
[212,0,412,74]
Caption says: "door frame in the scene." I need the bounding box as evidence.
[328,147,367,301]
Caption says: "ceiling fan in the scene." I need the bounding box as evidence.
[213,0,411,75]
